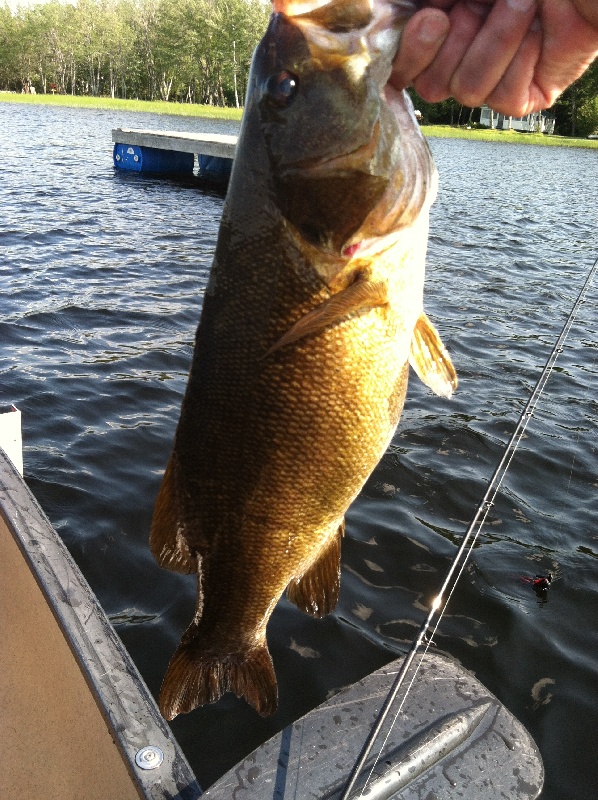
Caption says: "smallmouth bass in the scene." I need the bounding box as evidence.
[150,0,457,720]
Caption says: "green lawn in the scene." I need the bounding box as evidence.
[0,91,244,120]
[2,91,596,148]
[422,124,598,149]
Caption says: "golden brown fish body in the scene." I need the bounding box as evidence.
[150,0,457,719]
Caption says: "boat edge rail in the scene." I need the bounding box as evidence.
[0,446,202,800]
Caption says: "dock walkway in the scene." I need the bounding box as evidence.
[111,128,238,180]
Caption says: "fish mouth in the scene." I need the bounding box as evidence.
[273,1,418,28]
[276,168,389,255]
[272,0,336,15]
[274,116,392,256]
[279,117,382,178]
[276,119,397,256]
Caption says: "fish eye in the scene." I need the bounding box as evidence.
[265,71,298,107]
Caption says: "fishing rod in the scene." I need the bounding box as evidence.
[339,254,598,800]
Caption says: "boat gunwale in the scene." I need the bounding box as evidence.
[0,447,201,800]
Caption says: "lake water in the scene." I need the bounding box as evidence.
[1,101,596,799]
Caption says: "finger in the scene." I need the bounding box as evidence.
[573,0,598,30]
[484,19,542,115]
[389,10,450,91]
[424,0,493,8]
[533,4,598,109]
[449,0,538,108]
[413,2,491,103]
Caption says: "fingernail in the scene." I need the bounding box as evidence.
[506,0,536,12]
[418,13,449,44]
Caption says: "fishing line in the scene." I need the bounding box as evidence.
[563,338,598,498]
[338,254,598,800]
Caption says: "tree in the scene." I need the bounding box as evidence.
[406,89,471,127]
[102,0,138,99]
[554,60,598,137]
[133,0,169,100]
[172,0,268,106]
[21,1,82,94]
[0,4,19,90]
[0,0,270,104]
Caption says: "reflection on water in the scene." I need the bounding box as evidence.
[1,102,597,799]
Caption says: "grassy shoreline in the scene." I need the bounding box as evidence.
[422,123,598,148]
[0,91,244,120]
[2,91,597,148]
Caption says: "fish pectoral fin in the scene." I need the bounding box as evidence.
[409,312,458,399]
[286,520,344,618]
[149,458,198,574]
[267,279,388,355]
[159,626,277,719]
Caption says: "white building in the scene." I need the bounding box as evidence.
[479,105,555,135]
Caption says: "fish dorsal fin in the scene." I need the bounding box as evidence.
[287,520,344,617]
[267,278,388,355]
[149,458,198,574]
[273,0,372,30]
[409,312,458,399]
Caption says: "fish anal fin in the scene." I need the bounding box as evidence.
[409,312,458,399]
[267,279,388,355]
[287,520,344,618]
[149,458,197,574]
[159,629,278,719]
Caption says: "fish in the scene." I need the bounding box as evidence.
[149,0,457,720]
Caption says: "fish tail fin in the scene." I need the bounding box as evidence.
[150,457,197,574]
[287,521,344,618]
[159,630,278,719]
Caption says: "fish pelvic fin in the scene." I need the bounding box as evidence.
[409,312,458,399]
[287,520,344,618]
[149,458,197,574]
[266,279,388,356]
[159,631,278,719]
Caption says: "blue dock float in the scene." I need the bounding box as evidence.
[111,128,237,183]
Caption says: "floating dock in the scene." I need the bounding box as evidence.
[112,128,238,182]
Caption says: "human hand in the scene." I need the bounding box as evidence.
[391,0,598,116]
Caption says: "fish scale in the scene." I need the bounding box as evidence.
[150,0,457,720]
